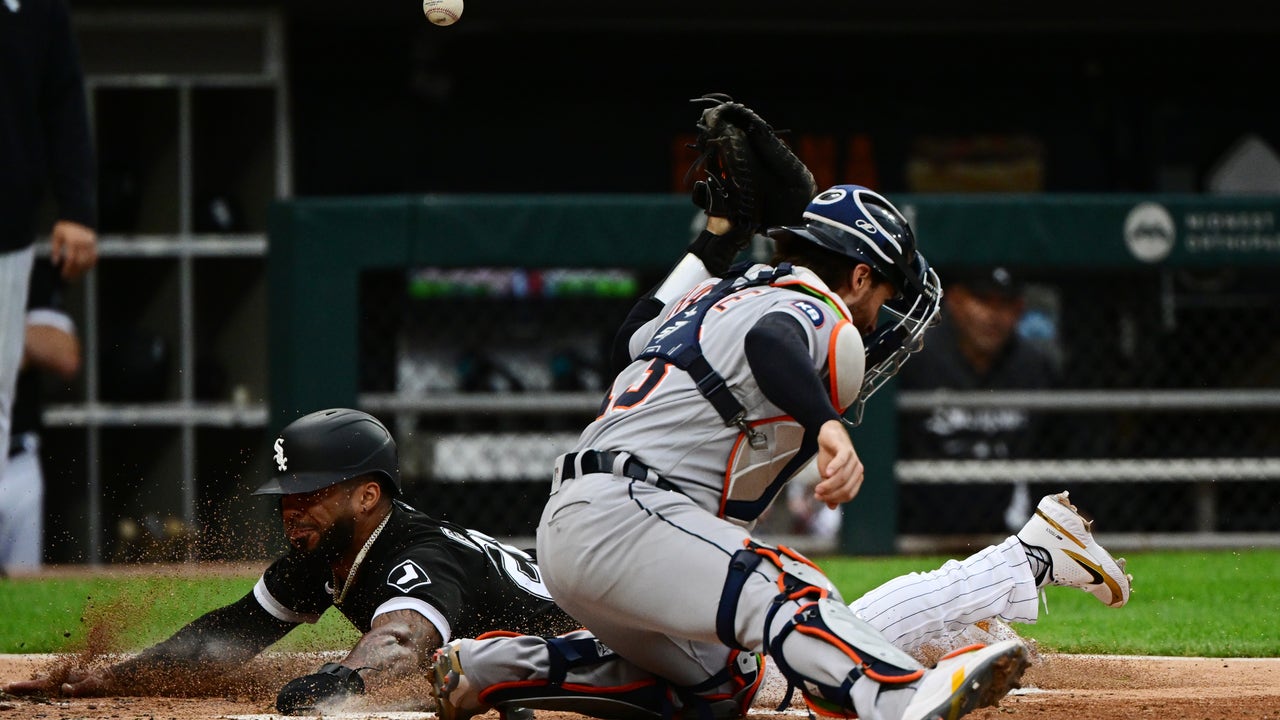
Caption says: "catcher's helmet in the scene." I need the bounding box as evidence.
[768,184,926,298]
[768,185,943,425]
[253,408,401,496]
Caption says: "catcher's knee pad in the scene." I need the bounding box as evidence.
[717,542,924,716]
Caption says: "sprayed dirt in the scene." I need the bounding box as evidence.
[2,565,1276,719]
[2,653,1278,720]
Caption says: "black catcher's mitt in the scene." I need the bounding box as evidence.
[687,93,818,238]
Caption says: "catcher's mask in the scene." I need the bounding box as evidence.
[768,185,942,424]
[254,408,402,497]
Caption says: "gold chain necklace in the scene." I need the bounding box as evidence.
[332,509,392,607]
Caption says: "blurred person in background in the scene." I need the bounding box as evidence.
[1,0,99,506]
[898,265,1060,534]
[0,259,80,573]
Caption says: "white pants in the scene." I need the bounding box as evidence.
[0,244,36,498]
[0,434,44,570]
[848,534,1041,656]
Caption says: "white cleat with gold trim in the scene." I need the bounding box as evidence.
[1018,491,1132,608]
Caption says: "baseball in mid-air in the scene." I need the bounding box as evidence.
[423,0,463,26]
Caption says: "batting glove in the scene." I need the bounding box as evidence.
[275,662,366,715]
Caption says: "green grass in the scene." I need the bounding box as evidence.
[1,549,1276,657]
[0,574,359,654]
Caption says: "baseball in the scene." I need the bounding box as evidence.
[423,0,463,26]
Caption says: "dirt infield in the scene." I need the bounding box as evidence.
[2,653,1277,720]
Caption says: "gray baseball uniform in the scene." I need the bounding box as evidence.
[535,262,921,708]
[435,187,1048,720]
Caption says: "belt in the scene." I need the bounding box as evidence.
[554,450,684,494]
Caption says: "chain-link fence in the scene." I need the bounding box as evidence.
[359,262,1280,552]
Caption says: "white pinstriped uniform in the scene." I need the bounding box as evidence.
[849,535,1039,655]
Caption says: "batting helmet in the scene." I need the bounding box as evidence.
[768,185,943,425]
[253,408,401,496]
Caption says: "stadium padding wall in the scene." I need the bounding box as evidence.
[267,193,1280,553]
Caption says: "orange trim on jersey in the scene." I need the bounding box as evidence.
[712,287,765,312]
[609,361,674,412]
[769,277,852,322]
[665,282,715,319]
[475,630,522,640]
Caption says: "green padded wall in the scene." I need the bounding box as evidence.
[269,192,1280,553]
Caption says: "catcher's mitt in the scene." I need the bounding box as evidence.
[686,93,818,239]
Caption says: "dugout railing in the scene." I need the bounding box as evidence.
[268,193,1280,556]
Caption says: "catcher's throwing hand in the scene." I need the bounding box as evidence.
[813,419,864,509]
[3,666,117,697]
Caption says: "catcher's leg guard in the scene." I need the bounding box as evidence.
[717,542,925,717]
[430,631,763,720]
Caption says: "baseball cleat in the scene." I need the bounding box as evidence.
[1017,491,1132,608]
[429,642,481,720]
[898,639,1030,720]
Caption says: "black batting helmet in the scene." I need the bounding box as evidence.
[253,408,401,496]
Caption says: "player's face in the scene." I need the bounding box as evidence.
[843,267,900,335]
[947,286,1024,360]
[279,482,359,558]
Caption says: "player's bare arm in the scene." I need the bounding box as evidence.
[340,609,444,688]
[814,418,864,508]
[274,610,449,713]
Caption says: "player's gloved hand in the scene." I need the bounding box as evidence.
[275,662,366,715]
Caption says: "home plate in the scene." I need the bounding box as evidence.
[226,707,435,712]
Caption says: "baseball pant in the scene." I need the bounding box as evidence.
[848,535,1041,656]
[0,434,43,569]
[537,473,879,695]
[0,244,36,498]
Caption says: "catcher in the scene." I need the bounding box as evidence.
[3,407,582,714]
[424,94,1131,720]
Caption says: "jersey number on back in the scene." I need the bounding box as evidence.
[599,360,672,416]
[468,529,554,601]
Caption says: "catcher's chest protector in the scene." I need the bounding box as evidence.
[636,264,856,522]
[637,264,796,441]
